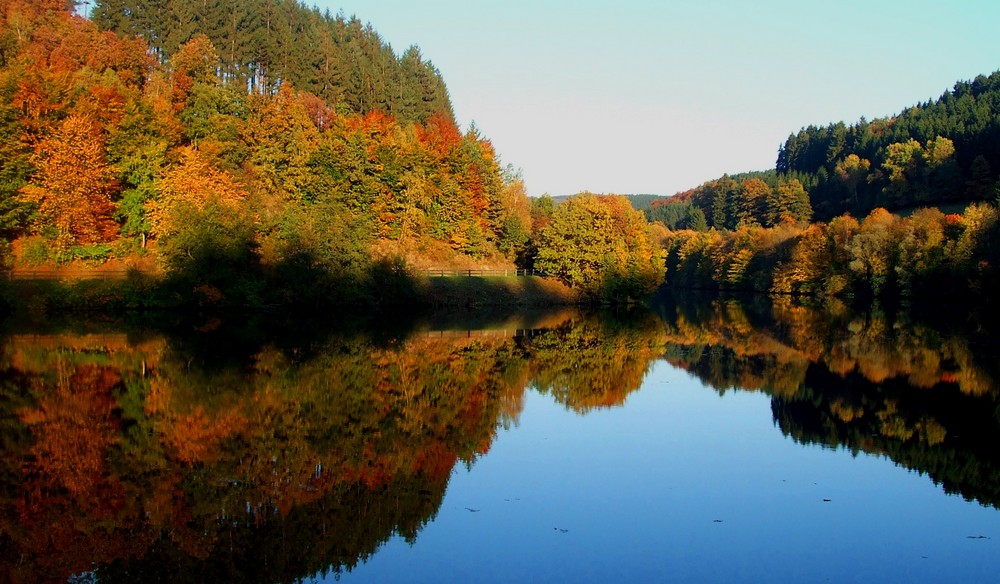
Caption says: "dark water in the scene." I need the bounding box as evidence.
[1,296,999,583]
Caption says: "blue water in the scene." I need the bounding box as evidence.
[337,361,1000,583]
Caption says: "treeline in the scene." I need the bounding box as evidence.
[651,73,1000,301]
[650,71,1000,231]
[92,0,453,123]
[0,2,669,306]
[662,204,1000,299]
[647,170,811,231]
[778,72,1000,219]
[0,2,538,306]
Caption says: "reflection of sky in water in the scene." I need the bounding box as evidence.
[341,361,1000,583]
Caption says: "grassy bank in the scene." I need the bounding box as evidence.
[0,272,582,319]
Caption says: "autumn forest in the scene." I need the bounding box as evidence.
[2,2,1000,581]
[0,1,999,308]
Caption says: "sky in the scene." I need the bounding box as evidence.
[314,0,1000,197]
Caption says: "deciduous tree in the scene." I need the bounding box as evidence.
[534,194,664,300]
[20,113,119,250]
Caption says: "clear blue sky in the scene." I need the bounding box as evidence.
[315,0,1000,197]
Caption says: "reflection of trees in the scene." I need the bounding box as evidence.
[0,330,529,582]
[655,293,1000,508]
[656,295,997,399]
[528,310,665,412]
[0,311,658,582]
[773,369,1000,509]
[95,477,450,584]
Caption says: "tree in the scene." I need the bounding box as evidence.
[241,83,319,198]
[709,175,740,230]
[534,194,664,300]
[171,33,220,87]
[882,139,926,206]
[685,205,708,231]
[965,155,993,200]
[766,178,812,225]
[739,178,771,226]
[19,113,119,251]
[147,146,258,301]
[147,146,247,248]
[0,74,34,238]
[848,208,900,296]
[833,154,871,211]
[923,136,962,201]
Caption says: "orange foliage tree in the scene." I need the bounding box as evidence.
[20,113,119,249]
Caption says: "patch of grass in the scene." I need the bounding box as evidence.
[63,243,114,265]
[21,237,50,266]
[419,275,580,307]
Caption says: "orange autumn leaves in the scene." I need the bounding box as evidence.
[5,5,531,270]
[20,114,118,249]
[146,146,246,241]
[663,203,1000,299]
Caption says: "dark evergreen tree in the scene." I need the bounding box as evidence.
[92,0,456,124]
[775,71,1000,219]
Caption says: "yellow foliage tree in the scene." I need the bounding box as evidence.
[147,147,246,237]
[534,194,664,300]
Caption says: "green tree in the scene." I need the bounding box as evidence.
[710,175,740,230]
[686,205,708,231]
[766,178,812,225]
[965,155,993,200]
[923,136,962,201]
[833,154,871,211]
[882,139,926,206]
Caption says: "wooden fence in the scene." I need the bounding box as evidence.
[3,268,541,281]
[421,268,539,277]
[418,328,546,339]
[3,269,136,281]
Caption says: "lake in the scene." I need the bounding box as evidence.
[1,294,999,583]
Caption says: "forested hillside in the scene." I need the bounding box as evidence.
[92,0,453,124]
[778,73,1000,220]
[0,0,538,306]
[651,72,1000,230]
[648,71,1000,301]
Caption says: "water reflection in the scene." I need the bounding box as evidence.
[0,309,662,583]
[0,296,998,581]
[654,294,1000,509]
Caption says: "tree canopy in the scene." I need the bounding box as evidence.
[534,194,664,300]
[0,2,541,305]
[92,0,454,125]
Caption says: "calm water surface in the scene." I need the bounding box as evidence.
[1,296,998,582]
[351,367,998,583]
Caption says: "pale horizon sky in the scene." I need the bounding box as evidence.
[316,0,1000,197]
